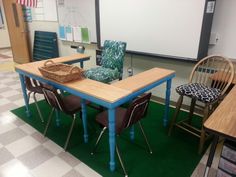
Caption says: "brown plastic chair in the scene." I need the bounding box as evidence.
[168,55,235,154]
[42,84,82,151]
[25,76,44,122]
[91,93,152,177]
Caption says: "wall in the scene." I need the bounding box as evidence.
[27,0,235,104]
[0,0,11,48]
[208,0,236,59]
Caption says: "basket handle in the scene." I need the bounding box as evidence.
[69,66,81,74]
[44,60,55,66]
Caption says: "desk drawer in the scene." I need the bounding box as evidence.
[218,158,236,175]
[222,146,236,163]
[217,169,232,177]
[217,140,236,177]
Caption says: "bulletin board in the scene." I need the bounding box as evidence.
[57,0,97,43]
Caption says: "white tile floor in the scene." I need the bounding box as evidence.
[0,68,220,177]
[0,71,102,177]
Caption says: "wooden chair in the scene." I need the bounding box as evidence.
[168,55,234,154]
[42,84,82,151]
[91,93,152,177]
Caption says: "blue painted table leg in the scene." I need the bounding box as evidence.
[81,99,88,143]
[80,62,84,68]
[108,108,116,172]
[55,110,60,127]
[19,74,31,117]
[163,79,172,127]
[130,125,135,141]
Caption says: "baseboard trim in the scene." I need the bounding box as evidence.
[0,47,11,50]
[150,95,203,117]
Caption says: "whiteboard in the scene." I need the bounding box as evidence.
[57,0,97,43]
[98,0,208,60]
[31,0,58,21]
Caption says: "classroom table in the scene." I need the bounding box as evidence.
[16,53,90,117]
[15,55,175,172]
[203,85,236,177]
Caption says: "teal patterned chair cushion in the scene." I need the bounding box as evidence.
[84,40,127,83]
[84,67,120,84]
[101,40,126,73]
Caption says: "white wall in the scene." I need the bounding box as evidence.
[0,0,11,48]
[27,0,236,103]
[208,0,236,59]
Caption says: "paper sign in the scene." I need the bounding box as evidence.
[206,1,215,13]
[59,25,66,40]
[66,26,73,41]
[73,27,82,42]
[81,27,90,43]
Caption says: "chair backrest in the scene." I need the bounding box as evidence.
[33,31,59,61]
[101,40,127,75]
[25,76,42,92]
[121,93,152,131]
[41,84,65,112]
[189,55,235,95]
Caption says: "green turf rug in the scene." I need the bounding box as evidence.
[11,100,204,177]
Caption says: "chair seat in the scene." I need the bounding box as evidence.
[29,86,43,94]
[176,83,221,103]
[63,95,82,115]
[84,66,120,83]
[96,107,127,134]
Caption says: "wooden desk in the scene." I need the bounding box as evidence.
[203,85,236,176]
[112,67,175,125]
[15,56,175,172]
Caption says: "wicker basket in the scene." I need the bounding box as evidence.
[38,60,83,83]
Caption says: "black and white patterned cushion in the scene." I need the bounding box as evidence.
[176,83,221,103]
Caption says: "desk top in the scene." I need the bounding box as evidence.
[15,56,175,104]
[15,54,132,103]
[16,54,89,69]
[112,68,175,92]
[15,53,90,81]
[204,85,236,139]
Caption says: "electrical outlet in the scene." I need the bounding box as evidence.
[127,67,133,76]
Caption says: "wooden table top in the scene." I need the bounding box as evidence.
[15,56,175,104]
[16,53,89,69]
[204,85,236,139]
[112,68,175,92]
[15,55,132,103]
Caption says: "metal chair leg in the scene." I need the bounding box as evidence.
[64,114,77,151]
[91,127,107,155]
[27,91,32,104]
[33,92,44,122]
[198,104,209,154]
[116,144,128,177]
[43,108,55,136]
[138,121,152,154]
[168,95,183,136]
